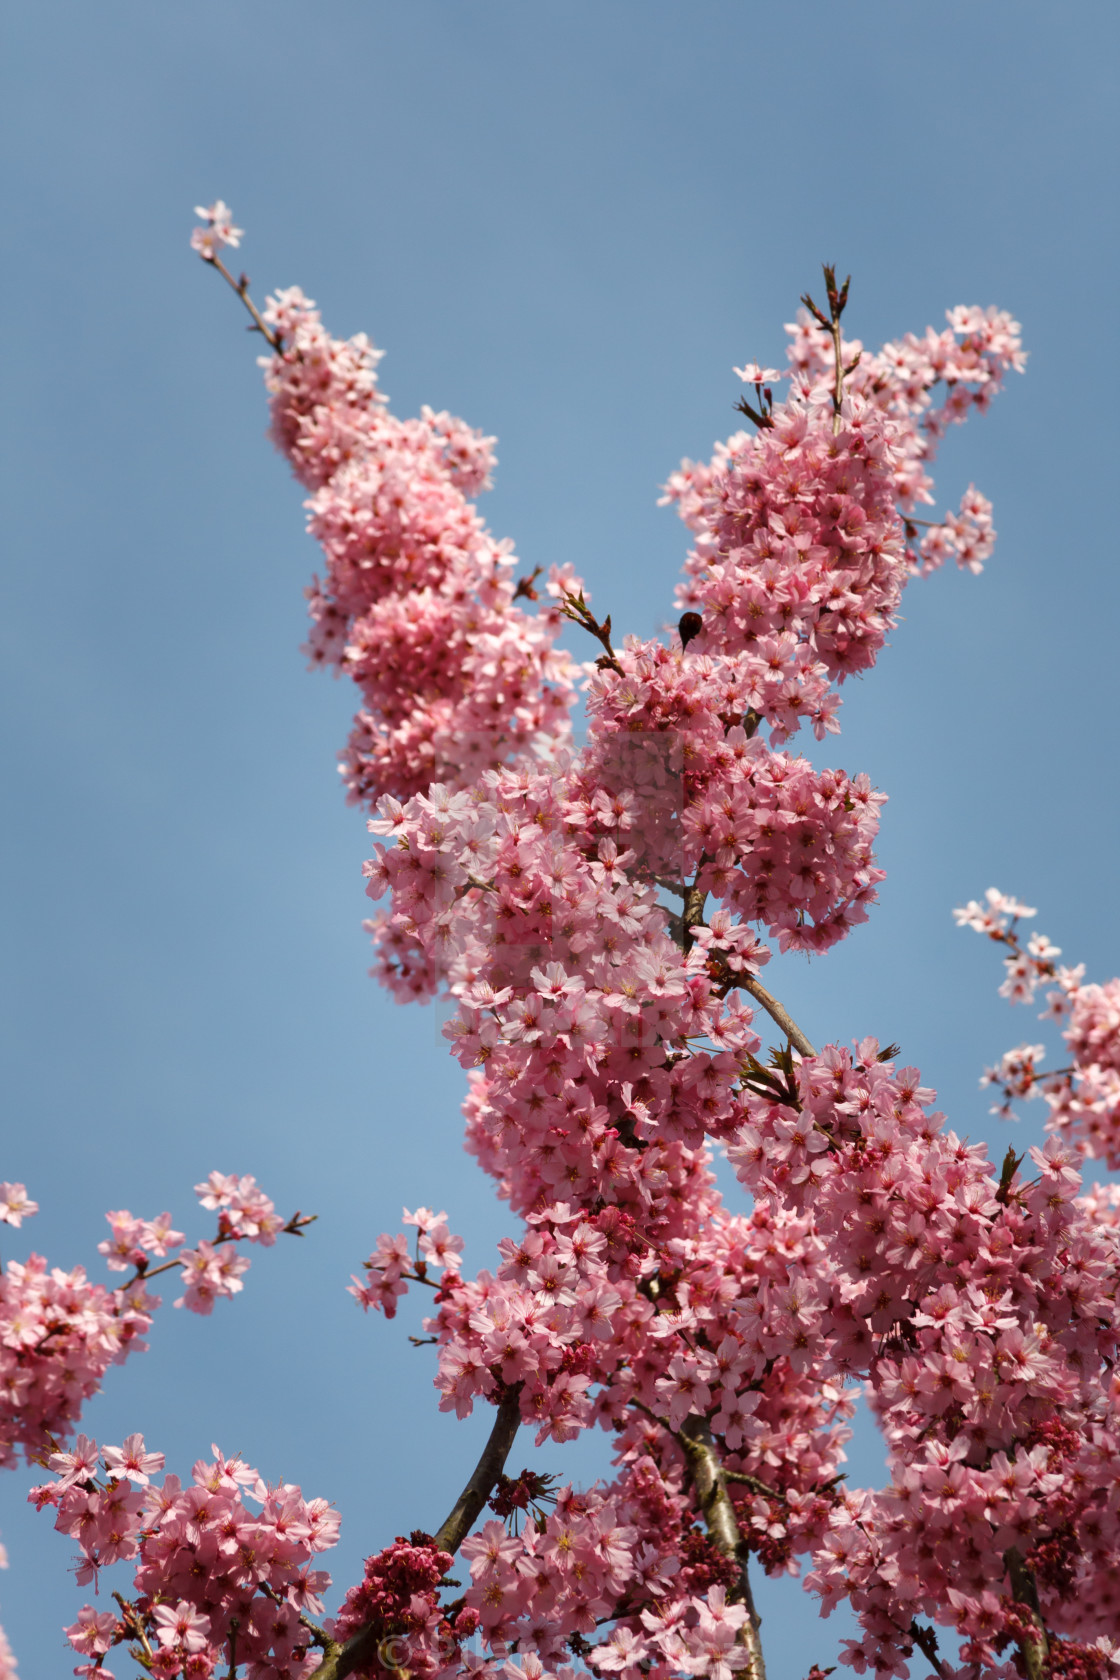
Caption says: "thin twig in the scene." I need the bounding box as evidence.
[202,253,283,350]
[734,394,774,432]
[111,1593,152,1661]
[907,1620,949,1680]
[560,590,624,676]
[260,1583,340,1657]
[722,1468,782,1499]
[800,265,853,437]
[112,1212,317,1291]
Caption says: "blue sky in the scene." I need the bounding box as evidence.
[2,4,1118,1674]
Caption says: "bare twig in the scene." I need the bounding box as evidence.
[800,265,852,436]
[201,252,283,350]
[560,590,624,676]
[738,974,817,1059]
[907,1620,949,1680]
[733,393,774,432]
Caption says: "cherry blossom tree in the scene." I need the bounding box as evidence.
[4,197,1119,1680]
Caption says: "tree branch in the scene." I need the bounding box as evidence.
[722,1468,782,1500]
[800,265,854,437]
[907,1620,949,1680]
[112,1212,316,1290]
[434,1383,524,1553]
[202,252,283,350]
[681,877,707,953]
[1005,1547,1050,1680]
[679,1415,766,1680]
[560,591,624,676]
[307,1387,523,1680]
[737,974,816,1059]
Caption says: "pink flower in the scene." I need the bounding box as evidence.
[152,1602,211,1653]
[48,1435,100,1490]
[65,1606,119,1657]
[0,1182,38,1227]
[139,1213,185,1255]
[733,362,782,384]
[189,201,243,259]
[101,1434,165,1486]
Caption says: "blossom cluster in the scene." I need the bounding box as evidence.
[330,1533,473,1677]
[314,246,1118,1677]
[664,304,1022,743]
[0,1245,155,1472]
[731,1044,1120,1669]
[0,1171,304,1663]
[257,286,580,804]
[957,890,1120,1168]
[33,1437,337,1679]
[3,1172,295,1467]
[190,201,243,261]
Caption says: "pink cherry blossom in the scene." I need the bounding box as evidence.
[0,1185,37,1228]
[189,200,243,259]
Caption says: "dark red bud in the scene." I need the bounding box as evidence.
[678,611,703,649]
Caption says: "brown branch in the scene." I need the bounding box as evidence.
[625,1403,765,1678]
[260,1583,340,1657]
[722,1468,782,1500]
[202,252,283,350]
[738,974,816,1059]
[113,1212,317,1291]
[560,590,624,676]
[111,1593,152,1661]
[681,877,707,953]
[733,394,774,432]
[434,1384,524,1553]
[679,1416,766,1680]
[800,265,852,437]
[225,1615,241,1680]
[907,1620,950,1680]
[1005,1547,1050,1680]
[309,1387,524,1680]
[653,875,688,899]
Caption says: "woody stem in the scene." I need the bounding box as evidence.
[679,1415,766,1680]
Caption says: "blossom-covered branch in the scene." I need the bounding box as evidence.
[47,204,1109,1680]
[956,888,1120,1168]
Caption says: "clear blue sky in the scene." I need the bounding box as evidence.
[2,4,1118,1674]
